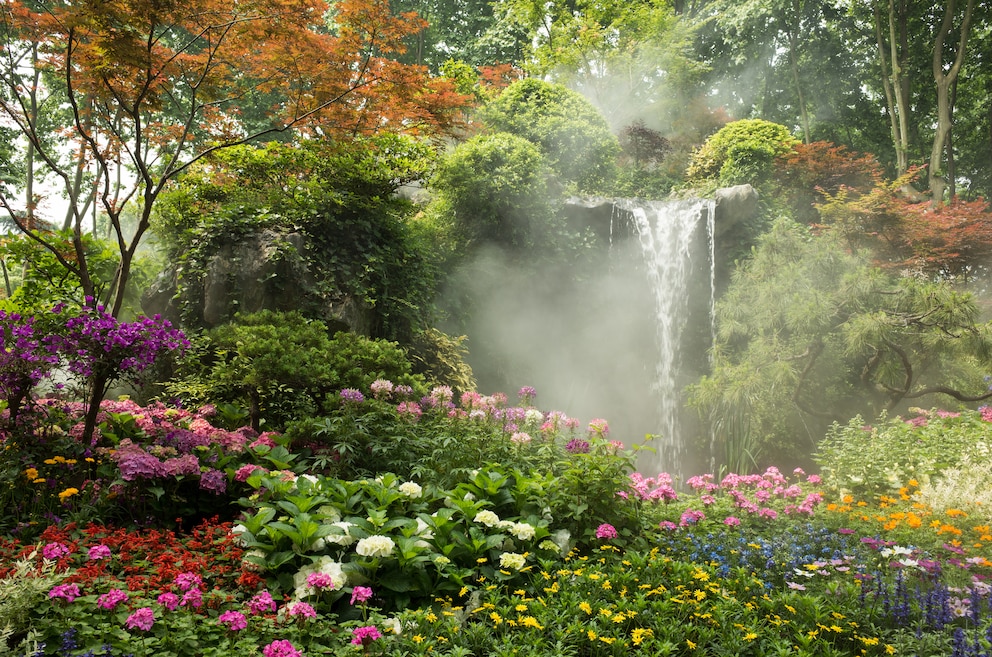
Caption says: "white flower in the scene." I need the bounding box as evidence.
[383,616,402,635]
[499,552,526,570]
[474,510,500,527]
[243,549,266,571]
[508,522,536,541]
[415,518,434,539]
[524,409,545,425]
[230,524,249,546]
[325,521,356,546]
[434,556,451,566]
[356,535,396,558]
[399,481,423,499]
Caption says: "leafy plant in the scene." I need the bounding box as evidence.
[687,118,799,187]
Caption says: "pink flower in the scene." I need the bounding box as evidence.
[247,591,277,615]
[587,418,610,436]
[351,586,374,605]
[125,607,155,632]
[595,523,618,540]
[174,571,202,592]
[49,583,81,603]
[807,474,822,485]
[262,639,303,657]
[157,592,180,610]
[351,625,383,646]
[306,572,336,590]
[97,589,129,610]
[218,610,247,631]
[723,516,741,526]
[758,507,779,520]
[250,434,278,450]
[659,521,677,531]
[42,542,70,560]
[679,509,705,527]
[235,463,266,482]
[287,602,317,619]
[181,588,203,608]
[87,544,112,561]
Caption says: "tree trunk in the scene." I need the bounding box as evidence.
[785,0,811,144]
[928,0,974,207]
[874,0,910,175]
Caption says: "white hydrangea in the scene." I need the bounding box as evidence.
[473,510,500,527]
[508,522,536,541]
[230,523,249,546]
[498,552,526,571]
[316,505,342,523]
[355,535,396,558]
[293,556,347,600]
[324,521,356,546]
[399,481,423,499]
[243,549,266,571]
[415,517,434,539]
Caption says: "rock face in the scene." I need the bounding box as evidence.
[712,184,759,236]
[141,230,374,333]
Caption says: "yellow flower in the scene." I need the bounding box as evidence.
[886,645,896,654]
[58,488,79,501]
[631,628,653,645]
[412,635,424,644]
[579,602,592,615]
[490,612,503,625]
[686,639,697,649]
[744,632,758,641]
[515,604,527,612]
[520,616,543,630]
[587,630,598,641]
[24,467,38,480]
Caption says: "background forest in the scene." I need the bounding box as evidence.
[1,0,991,473]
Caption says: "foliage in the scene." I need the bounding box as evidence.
[815,407,992,501]
[166,311,425,431]
[689,218,992,469]
[430,132,558,254]
[687,119,800,188]
[0,551,64,650]
[407,328,476,395]
[0,0,469,318]
[481,78,620,193]
[153,137,441,339]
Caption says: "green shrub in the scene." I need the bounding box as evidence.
[687,119,799,187]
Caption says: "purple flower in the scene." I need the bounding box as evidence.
[595,523,618,540]
[199,468,227,494]
[42,542,70,560]
[49,583,81,603]
[517,386,537,404]
[340,388,365,403]
[566,439,590,454]
[97,589,129,610]
[262,639,303,657]
[218,610,248,631]
[125,607,155,632]
[350,586,374,605]
[287,602,317,619]
[351,625,383,646]
[247,591,277,615]
[88,544,112,561]
[157,592,180,611]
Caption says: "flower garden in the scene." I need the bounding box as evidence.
[2,306,992,656]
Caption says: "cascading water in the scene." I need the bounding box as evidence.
[615,198,716,479]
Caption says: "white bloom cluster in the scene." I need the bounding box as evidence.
[316,505,342,523]
[473,510,500,527]
[497,521,535,540]
[499,552,526,570]
[524,409,545,426]
[322,521,356,548]
[399,481,423,498]
[356,535,396,558]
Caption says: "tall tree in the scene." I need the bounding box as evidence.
[0,0,468,317]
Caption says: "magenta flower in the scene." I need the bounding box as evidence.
[679,509,705,527]
[287,602,317,619]
[595,523,618,540]
[218,610,248,631]
[350,586,374,605]
[174,571,202,592]
[340,388,365,403]
[247,591,277,615]
[87,544,112,561]
[42,542,70,560]
[566,438,590,454]
[659,521,677,531]
[723,516,742,526]
[180,587,203,608]
[125,607,155,632]
[306,572,336,590]
[97,589,129,611]
[234,463,266,482]
[157,592,180,611]
[49,583,81,603]
[351,625,383,646]
[262,639,303,657]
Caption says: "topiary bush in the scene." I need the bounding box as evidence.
[687,118,799,187]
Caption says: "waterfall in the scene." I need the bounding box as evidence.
[616,198,716,479]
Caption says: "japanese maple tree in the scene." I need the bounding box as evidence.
[0,0,468,317]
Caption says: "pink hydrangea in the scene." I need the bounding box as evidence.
[723,516,742,526]
[235,463,266,482]
[595,523,618,540]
